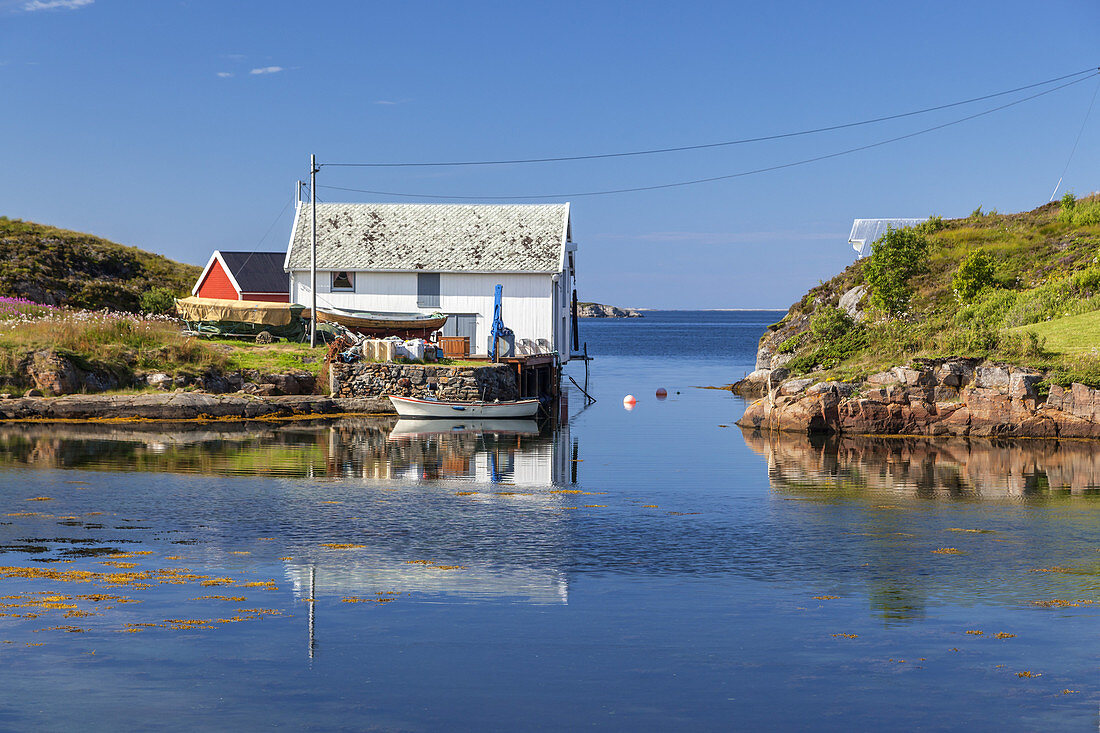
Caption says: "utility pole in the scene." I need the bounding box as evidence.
[310,154,318,347]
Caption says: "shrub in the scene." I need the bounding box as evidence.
[916,215,945,234]
[777,334,803,354]
[811,307,854,342]
[952,250,996,302]
[140,287,178,315]
[786,324,868,373]
[1058,198,1100,227]
[863,227,930,316]
[954,288,1018,331]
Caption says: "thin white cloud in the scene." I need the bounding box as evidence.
[374,98,411,106]
[249,66,283,75]
[23,0,92,10]
[216,72,233,78]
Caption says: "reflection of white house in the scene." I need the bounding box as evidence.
[849,218,924,258]
[284,201,579,360]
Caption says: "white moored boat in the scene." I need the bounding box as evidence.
[389,395,541,419]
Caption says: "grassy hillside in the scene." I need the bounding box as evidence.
[0,216,200,311]
[763,192,1100,387]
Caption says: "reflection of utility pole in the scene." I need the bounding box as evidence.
[571,439,579,484]
[308,565,316,660]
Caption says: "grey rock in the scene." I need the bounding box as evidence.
[896,367,935,387]
[1009,373,1042,400]
[975,366,1011,390]
[866,371,900,386]
[779,378,815,396]
[838,285,867,321]
[935,361,975,388]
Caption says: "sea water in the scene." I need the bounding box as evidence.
[0,310,1098,730]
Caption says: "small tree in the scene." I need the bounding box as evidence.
[140,286,177,315]
[863,227,929,316]
[811,307,853,342]
[952,250,995,303]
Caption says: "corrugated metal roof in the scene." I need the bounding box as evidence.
[218,251,288,293]
[286,203,570,273]
[849,218,925,257]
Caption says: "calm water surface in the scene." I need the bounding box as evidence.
[2,310,1100,730]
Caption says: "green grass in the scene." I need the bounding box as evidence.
[1010,311,1100,355]
[208,339,325,375]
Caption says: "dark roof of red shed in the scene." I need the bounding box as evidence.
[218,251,287,293]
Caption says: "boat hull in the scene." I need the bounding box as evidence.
[389,395,541,419]
[316,309,448,332]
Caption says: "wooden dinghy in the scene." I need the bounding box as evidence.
[389,395,541,419]
[316,307,448,332]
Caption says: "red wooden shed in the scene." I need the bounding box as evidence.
[192,251,289,303]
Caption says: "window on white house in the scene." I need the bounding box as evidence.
[331,271,354,291]
[417,272,440,308]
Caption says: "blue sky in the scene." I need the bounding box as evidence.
[1,1,1098,308]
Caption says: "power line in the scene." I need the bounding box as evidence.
[321,66,1099,169]
[317,72,1099,201]
[1049,74,1100,201]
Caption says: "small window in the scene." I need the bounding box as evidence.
[331,271,354,291]
[417,272,440,308]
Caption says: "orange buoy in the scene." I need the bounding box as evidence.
[623,394,637,407]
[655,388,668,400]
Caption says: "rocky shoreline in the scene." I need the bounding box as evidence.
[735,359,1100,439]
[0,392,392,421]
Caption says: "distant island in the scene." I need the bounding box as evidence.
[577,301,644,318]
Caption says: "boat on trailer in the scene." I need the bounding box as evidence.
[389,395,541,419]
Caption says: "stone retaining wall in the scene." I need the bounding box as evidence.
[330,362,519,402]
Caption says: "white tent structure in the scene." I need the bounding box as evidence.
[849,218,925,258]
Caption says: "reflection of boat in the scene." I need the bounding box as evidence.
[316,307,448,332]
[390,395,541,419]
[389,419,540,439]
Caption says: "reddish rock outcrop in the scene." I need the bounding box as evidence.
[738,362,1100,439]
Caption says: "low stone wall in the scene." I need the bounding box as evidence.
[330,362,519,402]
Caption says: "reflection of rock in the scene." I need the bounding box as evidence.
[741,427,1100,497]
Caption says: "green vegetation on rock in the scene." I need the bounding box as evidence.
[761,193,1100,386]
[0,217,199,311]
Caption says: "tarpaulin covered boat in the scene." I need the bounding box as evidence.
[175,296,307,340]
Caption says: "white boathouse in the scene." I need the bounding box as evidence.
[283,201,579,361]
